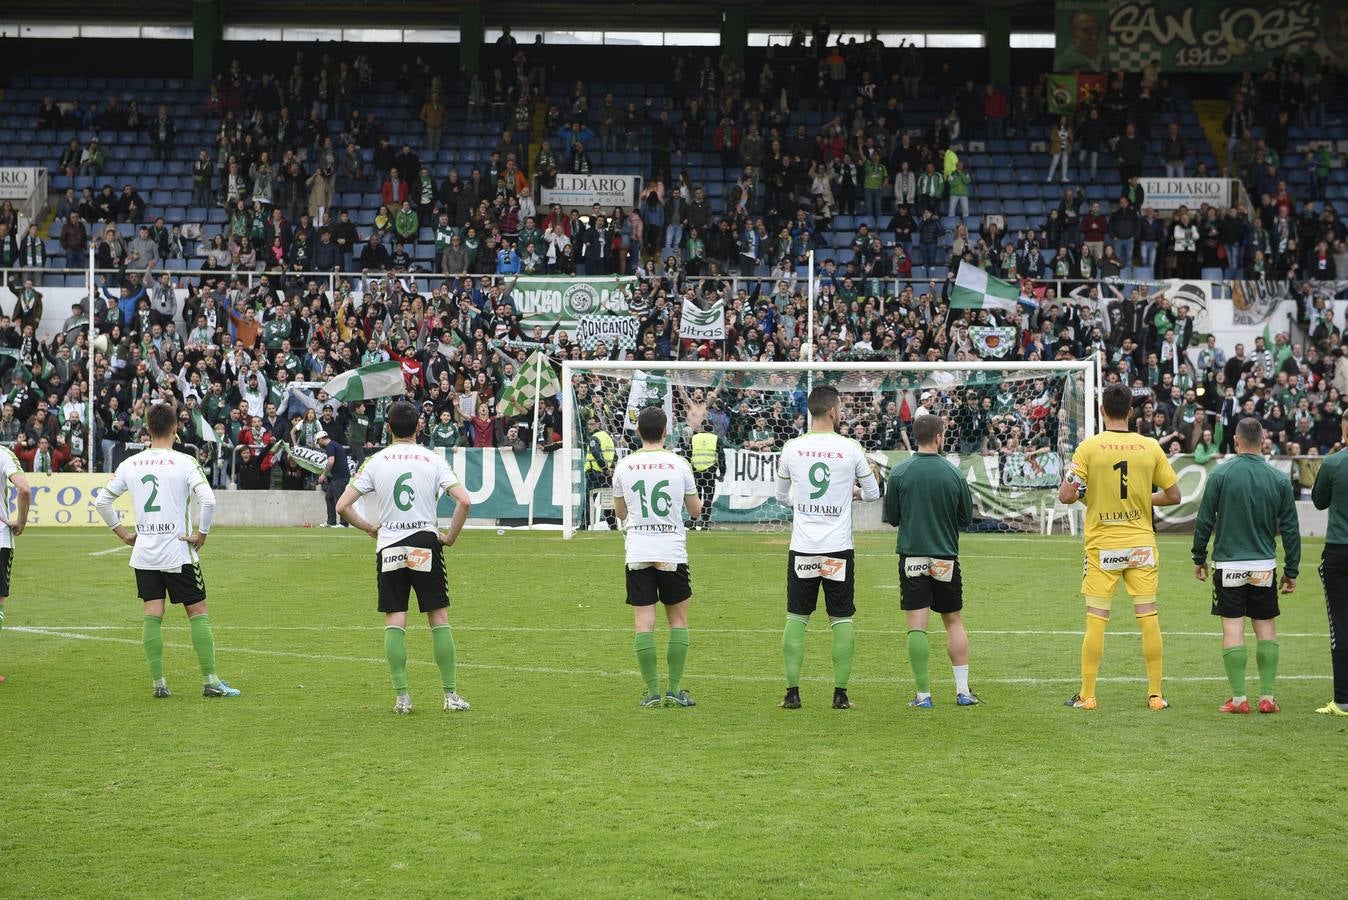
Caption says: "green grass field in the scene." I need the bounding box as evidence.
[0,527,1343,898]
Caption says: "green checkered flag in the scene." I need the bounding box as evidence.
[497,350,560,417]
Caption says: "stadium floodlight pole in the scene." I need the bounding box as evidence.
[86,243,96,473]
[526,349,545,528]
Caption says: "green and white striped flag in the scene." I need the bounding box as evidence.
[950,263,1028,313]
[192,409,216,443]
[496,350,559,417]
[322,360,406,402]
[679,297,726,340]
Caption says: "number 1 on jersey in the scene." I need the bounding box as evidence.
[1112,460,1128,499]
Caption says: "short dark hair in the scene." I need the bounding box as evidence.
[1235,416,1264,447]
[146,401,178,439]
[913,414,944,447]
[386,400,419,438]
[636,406,667,443]
[807,385,840,418]
[1101,384,1133,419]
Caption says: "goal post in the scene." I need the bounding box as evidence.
[560,360,1098,539]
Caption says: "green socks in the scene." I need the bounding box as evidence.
[634,631,659,694]
[783,614,808,689]
[431,624,457,693]
[143,615,164,683]
[666,627,689,696]
[1222,644,1248,699]
[907,629,930,694]
[188,614,220,685]
[830,618,855,690]
[1256,639,1280,697]
[385,625,408,693]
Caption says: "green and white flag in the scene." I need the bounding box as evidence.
[322,361,406,402]
[274,442,329,475]
[950,263,1027,313]
[624,369,673,433]
[192,409,216,443]
[496,350,560,417]
[679,297,726,340]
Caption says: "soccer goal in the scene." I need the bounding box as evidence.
[559,360,1098,539]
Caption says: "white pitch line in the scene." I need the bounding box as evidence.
[87,546,131,557]
[12,624,1332,638]
[8,626,1332,685]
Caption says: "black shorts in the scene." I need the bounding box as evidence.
[899,556,964,613]
[786,549,856,618]
[0,547,12,597]
[1211,568,1280,620]
[625,564,692,606]
[376,531,449,614]
[135,564,207,605]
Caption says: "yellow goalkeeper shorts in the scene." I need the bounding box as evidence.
[1080,545,1159,609]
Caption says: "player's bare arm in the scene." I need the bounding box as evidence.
[1152,483,1182,507]
[440,483,472,547]
[336,485,378,538]
[7,470,30,536]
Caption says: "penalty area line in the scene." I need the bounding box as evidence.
[7,626,1331,685]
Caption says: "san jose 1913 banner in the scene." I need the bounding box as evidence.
[510,275,637,330]
[1055,1,1348,73]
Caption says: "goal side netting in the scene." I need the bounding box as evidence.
[560,361,1097,539]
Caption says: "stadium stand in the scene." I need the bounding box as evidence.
[0,31,1346,490]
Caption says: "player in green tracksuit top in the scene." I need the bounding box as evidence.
[881,414,976,708]
[1191,417,1300,715]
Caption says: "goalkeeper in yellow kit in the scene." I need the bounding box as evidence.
[1058,384,1182,711]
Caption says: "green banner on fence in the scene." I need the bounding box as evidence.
[510,275,638,330]
[437,448,562,521]
[1055,1,1346,73]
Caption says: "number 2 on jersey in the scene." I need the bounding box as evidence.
[632,479,671,517]
[1112,460,1128,499]
[393,472,415,511]
[140,474,160,512]
[808,463,830,500]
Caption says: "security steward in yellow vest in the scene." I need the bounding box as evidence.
[585,417,617,530]
[689,422,725,530]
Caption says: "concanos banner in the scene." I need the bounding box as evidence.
[1055,1,1347,73]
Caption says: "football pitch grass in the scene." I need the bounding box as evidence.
[0,528,1343,898]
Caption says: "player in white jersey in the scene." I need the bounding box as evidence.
[94,402,238,699]
[0,445,32,684]
[774,385,881,710]
[336,400,473,715]
[611,407,702,709]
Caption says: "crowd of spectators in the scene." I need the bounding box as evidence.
[5,25,1348,488]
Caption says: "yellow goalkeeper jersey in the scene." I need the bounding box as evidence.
[1071,430,1178,553]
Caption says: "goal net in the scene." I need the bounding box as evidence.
[560,361,1097,539]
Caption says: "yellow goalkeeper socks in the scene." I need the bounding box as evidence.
[1080,612,1108,699]
[1137,611,1164,696]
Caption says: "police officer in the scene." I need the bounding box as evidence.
[689,421,724,530]
[585,416,617,530]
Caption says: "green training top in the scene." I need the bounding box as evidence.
[1312,447,1348,546]
[881,452,973,558]
[1192,453,1301,578]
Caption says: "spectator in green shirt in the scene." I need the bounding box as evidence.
[945,161,971,221]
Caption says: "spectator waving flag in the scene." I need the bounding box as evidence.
[497,350,560,417]
[322,361,406,402]
[951,263,1035,313]
[679,298,726,340]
